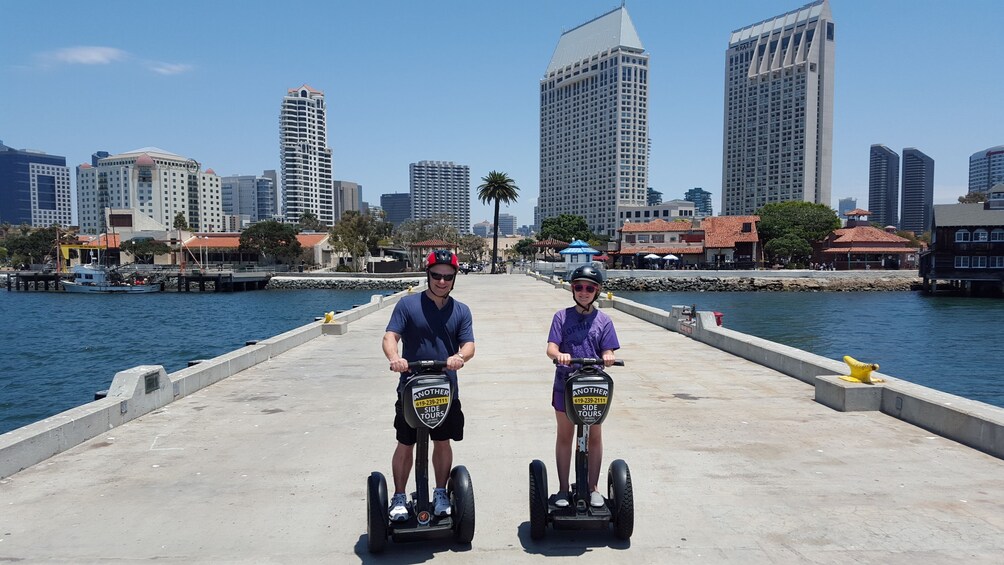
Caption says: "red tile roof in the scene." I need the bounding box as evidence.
[830,226,909,244]
[702,216,760,248]
[183,233,328,249]
[614,246,704,255]
[821,247,915,254]
[619,219,694,233]
[532,238,569,248]
[410,239,456,248]
[845,208,872,216]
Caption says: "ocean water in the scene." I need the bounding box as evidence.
[0,289,385,435]
[618,290,1004,409]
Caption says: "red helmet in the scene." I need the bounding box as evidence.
[426,249,459,271]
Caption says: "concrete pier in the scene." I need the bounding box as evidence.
[1,274,1002,563]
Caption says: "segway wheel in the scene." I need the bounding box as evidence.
[449,465,476,544]
[607,459,634,540]
[367,472,389,553]
[528,459,548,540]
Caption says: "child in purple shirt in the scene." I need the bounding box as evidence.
[546,265,620,508]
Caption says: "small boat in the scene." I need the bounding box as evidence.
[62,261,162,294]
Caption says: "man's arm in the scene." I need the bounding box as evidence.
[383,331,408,373]
[447,341,475,371]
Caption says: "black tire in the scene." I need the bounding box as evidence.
[607,459,634,540]
[528,460,548,540]
[367,472,389,553]
[449,465,476,544]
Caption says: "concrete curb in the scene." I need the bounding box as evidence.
[0,286,420,479]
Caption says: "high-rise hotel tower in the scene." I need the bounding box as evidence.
[280,85,334,226]
[539,6,648,237]
[409,161,470,235]
[722,0,834,216]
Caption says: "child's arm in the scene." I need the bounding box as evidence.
[547,342,571,366]
[601,349,616,367]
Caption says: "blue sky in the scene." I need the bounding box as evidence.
[2,0,1001,229]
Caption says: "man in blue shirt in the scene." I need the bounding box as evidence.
[382,250,475,521]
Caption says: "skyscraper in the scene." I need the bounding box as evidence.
[968,145,1004,193]
[409,161,470,234]
[280,85,333,226]
[220,173,276,223]
[497,213,517,237]
[76,147,222,234]
[684,187,714,218]
[380,192,410,227]
[900,148,934,235]
[868,144,899,228]
[333,180,361,222]
[0,140,72,227]
[539,6,649,237]
[837,197,856,218]
[722,0,834,216]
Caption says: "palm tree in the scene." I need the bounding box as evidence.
[477,171,520,274]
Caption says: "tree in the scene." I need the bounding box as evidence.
[764,234,813,265]
[756,201,841,244]
[538,214,591,243]
[173,212,189,231]
[392,215,460,249]
[5,226,61,266]
[958,192,988,204]
[239,220,302,265]
[329,210,391,272]
[458,234,486,264]
[297,211,324,232]
[120,238,170,264]
[513,237,536,261]
[477,170,520,274]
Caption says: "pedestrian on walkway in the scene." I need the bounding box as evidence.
[382,249,476,522]
[545,264,620,509]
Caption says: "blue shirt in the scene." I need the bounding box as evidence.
[386,292,474,390]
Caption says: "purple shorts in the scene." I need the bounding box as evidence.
[551,387,567,413]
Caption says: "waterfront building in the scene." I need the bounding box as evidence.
[539,6,649,237]
[722,0,834,216]
[333,180,361,222]
[409,160,470,234]
[498,213,517,237]
[472,220,492,238]
[819,210,915,270]
[921,184,1004,294]
[837,197,856,219]
[220,174,276,223]
[262,170,280,221]
[616,200,695,230]
[684,187,714,218]
[701,215,762,268]
[647,188,663,206]
[76,147,222,235]
[380,192,410,226]
[280,85,334,226]
[868,144,899,228]
[968,145,1004,194]
[900,148,934,235]
[0,140,72,227]
[615,218,703,267]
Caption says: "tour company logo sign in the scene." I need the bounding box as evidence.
[570,382,609,426]
[410,383,451,429]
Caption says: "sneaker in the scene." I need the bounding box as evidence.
[433,487,451,517]
[589,490,605,508]
[389,492,409,522]
[550,492,570,508]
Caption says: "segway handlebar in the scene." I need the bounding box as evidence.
[553,358,624,367]
[407,360,448,371]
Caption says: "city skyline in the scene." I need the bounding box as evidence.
[2,0,1002,230]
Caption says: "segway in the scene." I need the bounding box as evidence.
[367,360,475,553]
[529,358,633,540]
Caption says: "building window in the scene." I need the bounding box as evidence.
[972,256,987,268]
[955,230,971,242]
[991,229,1004,242]
[954,256,970,269]
[973,229,989,242]
[990,256,1004,269]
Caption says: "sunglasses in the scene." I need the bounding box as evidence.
[573,283,597,293]
[429,272,456,282]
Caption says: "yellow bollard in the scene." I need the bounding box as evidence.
[606,291,613,300]
[323,311,334,323]
[839,355,884,384]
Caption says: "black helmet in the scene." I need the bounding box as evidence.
[569,264,604,286]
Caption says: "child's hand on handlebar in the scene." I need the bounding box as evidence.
[555,353,571,366]
[602,351,616,367]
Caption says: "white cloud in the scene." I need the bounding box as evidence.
[44,46,128,65]
[146,62,194,76]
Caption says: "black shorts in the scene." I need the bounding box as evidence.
[394,398,464,445]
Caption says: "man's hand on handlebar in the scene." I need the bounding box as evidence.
[389,358,409,373]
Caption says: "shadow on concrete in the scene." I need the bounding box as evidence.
[515,521,631,555]
[353,534,471,563]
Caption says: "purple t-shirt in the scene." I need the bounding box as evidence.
[547,307,620,390]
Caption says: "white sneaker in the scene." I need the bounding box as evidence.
[433,487,451,517]
[589,490,605,508]
[389,492,409,522]
[550,492,570,508]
